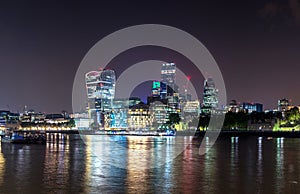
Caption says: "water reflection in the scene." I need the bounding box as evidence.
[0,135,300,193]
[180,138,197,193]
[229,137,238,188]
[275,137,285,192]
[43,133,71,192]
[81,135,190,170]
[257,137,263,186]
[0,142,4,187]
[195,136,215,193]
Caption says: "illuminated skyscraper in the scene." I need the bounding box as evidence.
[151,81,167,99]
[202,78,218,114]
[161,62,178,96]
[85,69,116,127]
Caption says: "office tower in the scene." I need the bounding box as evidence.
[85,69,116,127]
[151,81,167,99]
[161,62,178,96]
[202,78,218,114]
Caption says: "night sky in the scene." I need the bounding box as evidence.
[0,0,299,113]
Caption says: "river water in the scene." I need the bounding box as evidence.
[0,134,300,194]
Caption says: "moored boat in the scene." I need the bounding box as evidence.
[1,135,12,143]
[0,131,46,144]
[11,132,27,144]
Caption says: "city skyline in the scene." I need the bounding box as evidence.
[0,1,300,112]
[1,2,300,194]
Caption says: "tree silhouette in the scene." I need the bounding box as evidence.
[167,113,181,125]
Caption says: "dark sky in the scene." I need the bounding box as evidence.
[0,0,299,113]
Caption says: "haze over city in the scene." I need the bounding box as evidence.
[0,0,300,112]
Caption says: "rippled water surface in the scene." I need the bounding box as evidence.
[0,134,300,194]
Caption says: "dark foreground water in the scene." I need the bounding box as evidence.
[0,134,300,194]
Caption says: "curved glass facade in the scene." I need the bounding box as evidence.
[85,69,116,127]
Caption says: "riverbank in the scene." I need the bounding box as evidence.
[195,130,300,138]
[9,130,80,134]
[5,129,300,138]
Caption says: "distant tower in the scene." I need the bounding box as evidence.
[23,105,28,115]
[151,81,167,99]
[201,78,218,114]
[226,100,240,113]
[278,98,290,119]
[161,62,178,96]
[278,98,289,112]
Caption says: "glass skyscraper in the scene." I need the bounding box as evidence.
[161,62,178,96]
[151,81,167,99]
[202,78,218,114]
[85,69,116,127]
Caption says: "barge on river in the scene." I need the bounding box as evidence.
[0,130,46,144]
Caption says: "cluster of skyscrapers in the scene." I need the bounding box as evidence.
[0,63,295,132]
[81,63,206,131]
[81,62,292,131]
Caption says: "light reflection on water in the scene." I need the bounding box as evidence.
[275,137,285,192]
[80,135,192,171]
[0,144,4,187]
[0,134,300,193]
